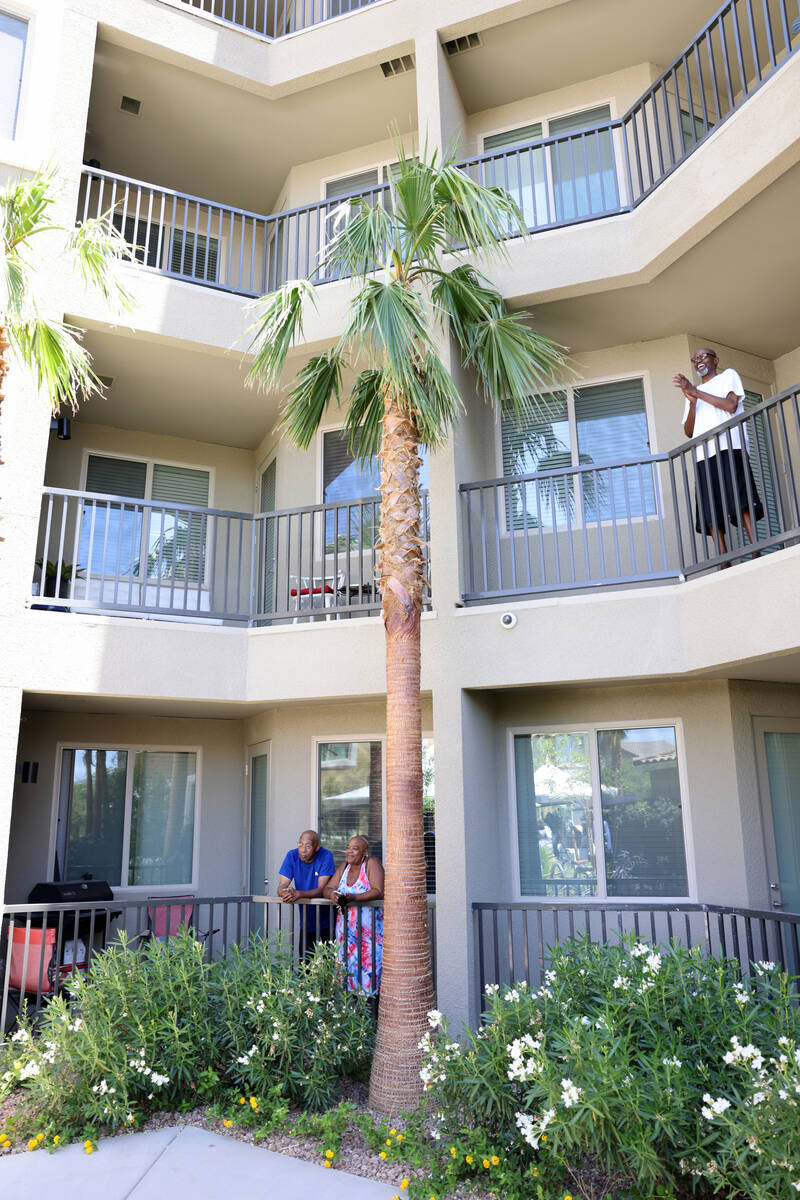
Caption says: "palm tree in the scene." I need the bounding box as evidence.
[247,144,569,1113]
[0,169,132,457]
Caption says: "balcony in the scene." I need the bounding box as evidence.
[31,489,430,624]
[460,384,800,601]
[165,0,382,40]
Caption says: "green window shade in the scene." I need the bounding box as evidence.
[575,379,655,519]
[501,393,570,529]
[170,229,219,283]
[484,123,543,152]
[549,104,617,220]
[86,455,147,497]
[744,391,781,541]
[0,12,27,140]
[148,465,210,583]
[325,169,380,200]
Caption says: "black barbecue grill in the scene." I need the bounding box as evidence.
[26,879,117,937]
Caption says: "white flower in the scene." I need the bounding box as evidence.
[484,983,499,995]
[791,1183,800,1192]
[580,1016,592,1027]
[427,1009,444,1029]
[754,961,776,974]
[19,1061,40,1080]
[505,989,520,1002]
[613,975,629,990]
[644,952,662,974]
[701,1093,731,1119]
[663,1056,682,1069]
[560,1077,582,1108]
[9,1028,30,1043]
[630,942,650,958]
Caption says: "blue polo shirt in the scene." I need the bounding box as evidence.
[278,846,335,930]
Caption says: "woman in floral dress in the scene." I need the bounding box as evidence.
[325,835,384,995]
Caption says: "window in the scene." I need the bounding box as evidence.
[501,378,655,526]
[743,390,781,542]
[483,105,618,227]
[318,737,435,892]
[0,11,26,140]
[513,725,689,898]
[169,228,219,284]
[56,747,197,888]
[322,429,429,551]
[79,454,210,584]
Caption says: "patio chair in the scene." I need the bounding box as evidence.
[137,897,219,946]
[289,571,346,622]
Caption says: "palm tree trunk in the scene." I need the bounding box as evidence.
[369,392,435,1114]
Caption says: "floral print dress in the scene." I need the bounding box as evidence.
[335,859,383,995]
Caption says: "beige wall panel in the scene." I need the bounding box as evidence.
[6,710,248,902]
[774,346,800,393]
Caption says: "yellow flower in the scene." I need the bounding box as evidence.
[483,1158,490,1169]
[249,1097,259,1110]
[84,1141,94,1155]
[491,1155,500,1166]
[223,1119,233,1129]
[564,1195,573,1200]
[465,1155,473,1164]
[36,1132,44,1142]
[380,1151,387,1159]
[28,1139,37,1152]
[390,1128,397,1135]
[449,1146,457,1157]
[400,1181,409,1191]
[324,1161,332,1169]
[541,1135,547,1143]
[532,1167,539,1177]
[239,1097,246,1105]
[53,1135,61,1145]
[385,1138,392,1146]
[325,1149,334,1160]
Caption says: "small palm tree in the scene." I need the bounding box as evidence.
[247,144,568,1113]
[0,169,132,454]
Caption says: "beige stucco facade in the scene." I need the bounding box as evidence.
[2,0,800,1029]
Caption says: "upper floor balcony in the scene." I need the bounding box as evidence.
[166,0,382,40]
[460,383,800,602]
[75,0,799,321]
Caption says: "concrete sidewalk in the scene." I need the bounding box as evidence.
[0,1125,399,1199]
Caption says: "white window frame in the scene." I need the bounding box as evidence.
[507,718,695,903]
[312,731,436,893]
[495,370,661,533]
[0,4,32,147]
[80,447,215,588]
[50,742,202,895]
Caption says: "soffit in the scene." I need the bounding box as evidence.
[86,39,417,213]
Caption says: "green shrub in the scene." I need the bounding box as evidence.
[421,937,800,1199]
[214,937,374,1109]
[0,932,374,1139]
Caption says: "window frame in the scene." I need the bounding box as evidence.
[480,98,618,154]
[49,741,202,895]
[494,370,660,532]
[312,731,436,894]
[0,4,31,145]
[506,718,695,903]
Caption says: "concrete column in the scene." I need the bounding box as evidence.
[0,688,23,901]
[413,28,467,156]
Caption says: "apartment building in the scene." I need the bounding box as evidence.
[2,0,800,1028]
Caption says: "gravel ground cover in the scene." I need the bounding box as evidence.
[0,1081,493,1200]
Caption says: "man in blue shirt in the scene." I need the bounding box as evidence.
[277,830,335,957]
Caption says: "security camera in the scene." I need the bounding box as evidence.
[500,611,517,629]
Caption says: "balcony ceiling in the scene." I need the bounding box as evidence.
[72,325,306,449]
[448,0,722,112]
[529,162,800,362]
[86,39,418,212]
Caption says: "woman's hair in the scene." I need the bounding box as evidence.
[350,835,369,856]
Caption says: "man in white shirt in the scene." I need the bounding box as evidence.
[673,348,763,558]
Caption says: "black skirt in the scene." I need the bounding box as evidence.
[694,448,764,534]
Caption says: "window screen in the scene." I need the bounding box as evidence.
[575,379,655,519]
[501,394,570,528]
[549,105,617,220]
[0,12,27,139]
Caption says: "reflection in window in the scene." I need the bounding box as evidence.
[322,430,428,552]
[129,751,196,887]
[58,749,128,885]
[0,12,27,140]
[514,726,688,897]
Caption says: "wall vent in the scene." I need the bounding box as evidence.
[444,32,482,56]
[120,95,142,116]
[380,55,415,78]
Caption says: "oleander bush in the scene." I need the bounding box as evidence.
[420,937,800,1200]
[0,931,374,1140]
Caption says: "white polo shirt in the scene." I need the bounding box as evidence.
[683,367,745,460]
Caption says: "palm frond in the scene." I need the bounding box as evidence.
[246,279,317,391]
[321,201,395,281]
[430,264,504,346]
[343,278,431,380]
[342,368,386,460]
[281,349,345,449]
[464,309,572,419]
[431,166,528,260]
[70,216,135,312]
[8,317,101,413]
[0,170,58,254]
[400,351,464,449]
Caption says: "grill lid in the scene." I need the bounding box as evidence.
[28,880,115,904]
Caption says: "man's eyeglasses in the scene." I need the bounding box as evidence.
[691,352,715,365]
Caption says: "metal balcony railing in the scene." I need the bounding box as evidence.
[1,895,436,1033]
[460,384,800,600]
[31,487,430,624]
[170,0,382,40]
[460,0,798,229]
[472,899,800,1012]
